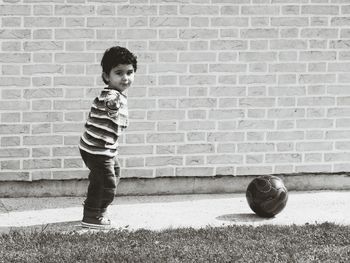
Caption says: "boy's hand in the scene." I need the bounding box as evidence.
[106,92,121,111]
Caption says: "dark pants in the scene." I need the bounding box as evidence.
[80,149,120,218]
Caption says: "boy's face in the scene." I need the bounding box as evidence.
[104,64,135,93]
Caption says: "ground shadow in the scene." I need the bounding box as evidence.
[216,213,274,223]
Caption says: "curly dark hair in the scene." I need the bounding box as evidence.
[101,46,138,85]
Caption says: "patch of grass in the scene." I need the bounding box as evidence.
[1,223,349,262]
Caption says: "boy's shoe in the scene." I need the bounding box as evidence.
[81,216,111,230]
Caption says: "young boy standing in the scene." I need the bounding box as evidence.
[79,46,137,229]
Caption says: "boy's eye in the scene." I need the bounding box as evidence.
[127,70,134,75]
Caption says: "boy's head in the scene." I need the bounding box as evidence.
[101,46,138,92]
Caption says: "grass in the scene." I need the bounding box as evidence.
[0,223,349,263]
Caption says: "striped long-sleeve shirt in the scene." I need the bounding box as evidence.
[79,88,128,157]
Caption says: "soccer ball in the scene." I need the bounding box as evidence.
[246,175,288,218]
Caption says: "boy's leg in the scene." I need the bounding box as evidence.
[100,157,120,210]
[80,150,118,226]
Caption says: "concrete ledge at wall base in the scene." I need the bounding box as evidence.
[0,173,349,198]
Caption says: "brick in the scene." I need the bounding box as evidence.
[0,5,31,16]
[296,142,333,151]
[24,17,63,27]
[180,76,216,85]
[1,89,21,99]
[55,29,94,39]
[24,136,62,145]
[150,17,189,27]
[209,109,245,119]
[177,144,214,154]
[176,167,213,177]
[207,154,242,164]
[179,121,215,131]
[241,29,278,39]
[64,135,80,145]
[32,100,52,111]
[87,17,127,27]
[32,148,51,157]
[179,98,216,108]
[1,113,21,123]
[1,160,20,170]
[211,40,247,50]
[238,143,274,152]
[53,123,84,133]
[53,146,80,156]
[146,156,183,166]
[301,28,338,39]
[0,30,31,39]
[239,52,276,62]
[187,132,205,142]
[239,98,275,107]
[149,64,186,73]
[180,29,218,39]
[210,64,246,73]
[299,74,336,84]
[55,53,94,63]
[54,77,94,86]
[1,136,20,147]
[328,108,350,117]
[210,86,246,97]
[299,51,336,61]
[270,40,307,49]
[268,108,305,119]
[23,112,63,122]
[330,40,350,49]
[33,5,53,15]
[147,110,185,120]
[301,5,339,15]
[0,124,30,134]
[271,17,308,26]
[266,153,301,163]
[32,29,52,39]
[185,156,205,166]
[64,159,84,169]
[242,5,279,15]
[325,153,350,162]
[246,154,263,164]
[239,75,275,85]
[0,148,30,158]
[55,5,95,15]
[0,53,31,63]
[0,172,30,181]
[122,169,154,178]
[149,41,187,50]
[32,123,51,134]
[23,159,61,169]
[207,132,244,142]
[117,5,157,15]
[147,133,184,143]
[23,64,64,75]
[238,120,274,130]
[211,17,248,27]
[326,131,350,140]
[154,146,175,156]
[124,157,144,168]
[267,131,304,141]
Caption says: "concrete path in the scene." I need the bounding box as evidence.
[0,191,349,233]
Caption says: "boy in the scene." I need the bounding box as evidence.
[79,46,137,229]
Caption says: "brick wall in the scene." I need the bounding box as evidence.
[1,0,350,182]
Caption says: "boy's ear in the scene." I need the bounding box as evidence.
[102,72,109,83]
